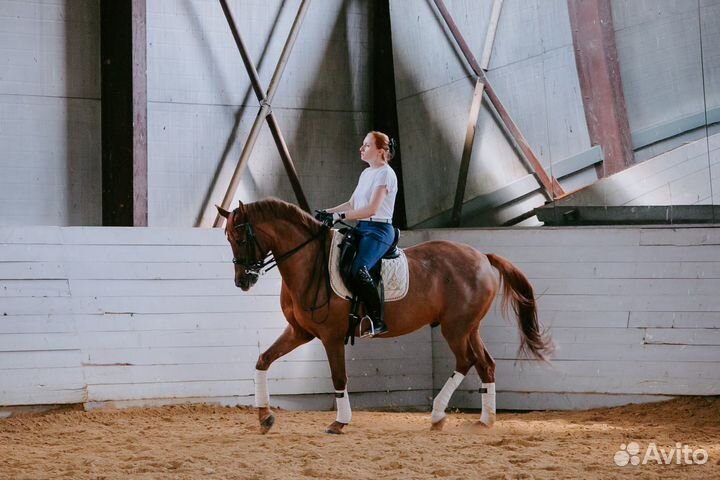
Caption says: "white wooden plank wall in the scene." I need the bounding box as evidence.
[3,226,717,411]
[0,227,431,409]
[399,227,720,410]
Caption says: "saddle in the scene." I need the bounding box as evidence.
[337,226,401,345]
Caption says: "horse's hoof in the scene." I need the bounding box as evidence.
[473,420,492,429]
[325,421,346,434]
[430,417,447,431]
[259,414,275,434]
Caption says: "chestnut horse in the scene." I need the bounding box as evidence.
[217,198,552,434]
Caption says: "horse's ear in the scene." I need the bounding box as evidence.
[238,200,244,207]
[215,205,230,218]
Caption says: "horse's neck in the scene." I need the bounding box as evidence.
[265,220,329,289]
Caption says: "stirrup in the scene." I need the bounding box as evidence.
[359,315,373,338]
[359,315,386,338]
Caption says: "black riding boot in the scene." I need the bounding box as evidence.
[353,266,388,336]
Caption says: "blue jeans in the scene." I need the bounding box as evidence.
[350,221,395,278]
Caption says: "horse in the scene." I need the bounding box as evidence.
[217,198,552,434]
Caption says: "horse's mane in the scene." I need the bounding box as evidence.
[243,197,322,233]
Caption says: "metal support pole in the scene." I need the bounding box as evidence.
[451,0,500,225]
[451,78,486,226]
[211,0,311,227]
[433,0,565,199]
[480,0,503,70]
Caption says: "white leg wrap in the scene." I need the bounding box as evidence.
[480,382,496,426]
[335,389,352,424]
[254,369,270,408]
[431,371,465,423]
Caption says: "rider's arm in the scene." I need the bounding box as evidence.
[326,200,353,214]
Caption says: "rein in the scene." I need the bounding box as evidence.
[232,222,326,275]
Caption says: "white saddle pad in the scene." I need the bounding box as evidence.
[329,229,409,302]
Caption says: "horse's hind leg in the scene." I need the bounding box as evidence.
[431,325,477,431]
[255,324,313,433]
[469,330,497,427]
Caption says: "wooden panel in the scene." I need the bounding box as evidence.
[537,294,720,312]
[1,367,85,389]
[0,262,66,280]
[83,346,261,366]
[629,311,720,329]
[0,316,79,334]
[0,280,70,297]
[532,277,720,296]
[1,244,230,263]
[64,262,231,280]
[87,380,253,402]
[0,350,82,369]
[644,328,720,346]
[67,278,281,297]
[515,260,720,279]
[73,312,285,332]
[434,359,720,395]
[1,386,85,406]
[453,391,676,411]
[0,333,79,352]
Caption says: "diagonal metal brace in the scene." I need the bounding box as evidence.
[432,0,565,200]
[212,0,311,227]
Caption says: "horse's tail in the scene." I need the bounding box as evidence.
[486,253,553,362]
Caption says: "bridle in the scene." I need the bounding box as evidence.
[230,221,273,275]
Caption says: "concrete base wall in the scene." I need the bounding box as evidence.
[0,0,101,226]
[0,0,376,227]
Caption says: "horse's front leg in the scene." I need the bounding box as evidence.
[322,339,349,434]
[255,324,313,433]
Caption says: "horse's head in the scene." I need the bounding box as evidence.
[217,203,268,291]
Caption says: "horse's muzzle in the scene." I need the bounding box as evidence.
[236,272,259,291]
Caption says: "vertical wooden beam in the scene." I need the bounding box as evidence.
[101,0,148,226]
[131,0,148,226]
[373,0,406,228]
[568,0,633,177]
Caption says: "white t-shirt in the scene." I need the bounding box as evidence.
[350,164,398,220]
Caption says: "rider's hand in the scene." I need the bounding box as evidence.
[314,210,334,227]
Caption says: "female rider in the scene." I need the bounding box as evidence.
[317,131,398,336]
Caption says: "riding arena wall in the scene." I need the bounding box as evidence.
[1,225,718,414]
